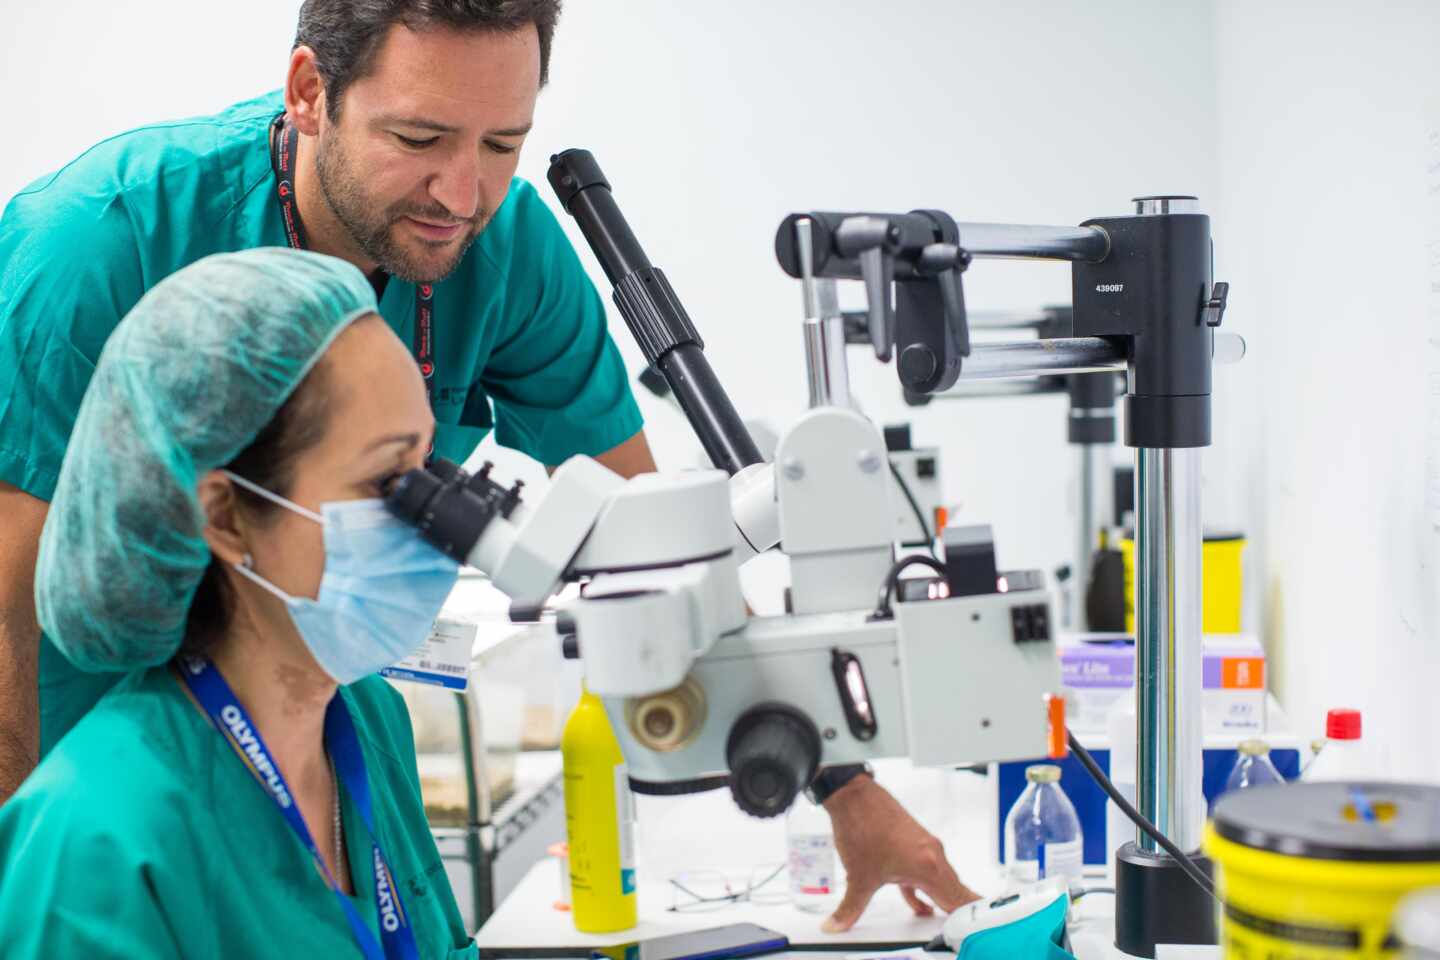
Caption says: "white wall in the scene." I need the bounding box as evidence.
[0,0,1220,584]
[515,0,1221,578]
[1213,0,1440,778]
[0,1,300,198]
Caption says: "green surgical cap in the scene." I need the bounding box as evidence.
[36,248,378,672]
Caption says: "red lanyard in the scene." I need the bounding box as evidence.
[269,114,435,408]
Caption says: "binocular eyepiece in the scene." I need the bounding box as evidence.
[384,457,526,565]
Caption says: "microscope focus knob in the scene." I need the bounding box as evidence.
[725,703,822,819]
[898,343,938,386]
[555,612,579,660]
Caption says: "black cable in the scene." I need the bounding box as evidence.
[888,459,936,556]
[1066,730,1218,902]
[872,555,947,620]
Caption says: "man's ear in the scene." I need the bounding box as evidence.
[284,46,327,137]
[197,471,249,567]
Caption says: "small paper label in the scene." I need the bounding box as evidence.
[1009,838,1083,885]
[616,765,636,895]
[380,617,475,691]
[787,833,836,895]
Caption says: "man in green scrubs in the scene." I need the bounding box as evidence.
[0,0,981,930]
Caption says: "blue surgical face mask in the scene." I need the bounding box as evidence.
[222,470,460,685]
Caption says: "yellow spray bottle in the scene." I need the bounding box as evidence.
[561,688,637,932]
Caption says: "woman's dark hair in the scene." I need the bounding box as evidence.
[294,0,563,121]
[181,361,334,655]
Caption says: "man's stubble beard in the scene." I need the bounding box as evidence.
[314,129,487,285]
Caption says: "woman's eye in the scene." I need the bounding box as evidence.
[485,140,518,155]
[395,133,439,149]
[374,473,401,496]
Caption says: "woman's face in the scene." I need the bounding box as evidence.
[207,313,434,657]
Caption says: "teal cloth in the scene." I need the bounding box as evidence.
[35,248,375,675]
[0,90,643,755]
[956,892,1074,960]
[0,669,478,959]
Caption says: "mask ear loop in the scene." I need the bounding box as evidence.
[231,556,295,604]
[220,474,320,602]
[222,470,324,524]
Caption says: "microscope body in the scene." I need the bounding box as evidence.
[388,401,1061,818]
[588,405,1059,815]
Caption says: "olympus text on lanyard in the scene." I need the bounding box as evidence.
[174,655,421,960]
[269,114,436,408]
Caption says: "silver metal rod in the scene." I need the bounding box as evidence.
[797,217,819,319]
[967,309,1053,331]
[803,309,851,409]
[950,337,1126,382]
[1135,196,1198,215]
[797,218,852,408]
[955,222,1110,262]
[1134,447,1205,854]
[925,379,1068,400]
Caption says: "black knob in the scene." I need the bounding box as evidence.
[725,704,821,819]
[556,612,579,660]
[898,343,938,385]
[501,479,525,519]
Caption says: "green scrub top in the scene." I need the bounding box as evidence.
[0,91,643,756]
[0,667,478,959]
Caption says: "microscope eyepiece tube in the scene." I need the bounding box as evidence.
[547,149,763,475]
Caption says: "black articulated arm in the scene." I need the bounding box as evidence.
[547,149,763,476]
[775,210,972,396]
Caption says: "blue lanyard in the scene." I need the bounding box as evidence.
[175,656,421,960]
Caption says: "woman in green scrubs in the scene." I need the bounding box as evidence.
[0,248,478,958]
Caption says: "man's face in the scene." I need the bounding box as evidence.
[314,24,540,283]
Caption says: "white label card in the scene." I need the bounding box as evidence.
[380,617,475,691]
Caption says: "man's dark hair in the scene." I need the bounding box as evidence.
[295,0,562,119]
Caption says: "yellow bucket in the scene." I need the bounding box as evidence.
[1206,782,1440,958]
[1121,533,1245,634]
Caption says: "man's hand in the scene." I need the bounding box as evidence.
[0,481,47,804]
[821,773,981,932]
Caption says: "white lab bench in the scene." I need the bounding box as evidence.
[472,759,1214,959]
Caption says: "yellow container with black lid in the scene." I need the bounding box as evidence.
[1206,782,1440,958]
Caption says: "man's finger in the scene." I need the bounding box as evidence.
[899,884,934,917]
[914,858,982,914]
[822,880,880,933]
